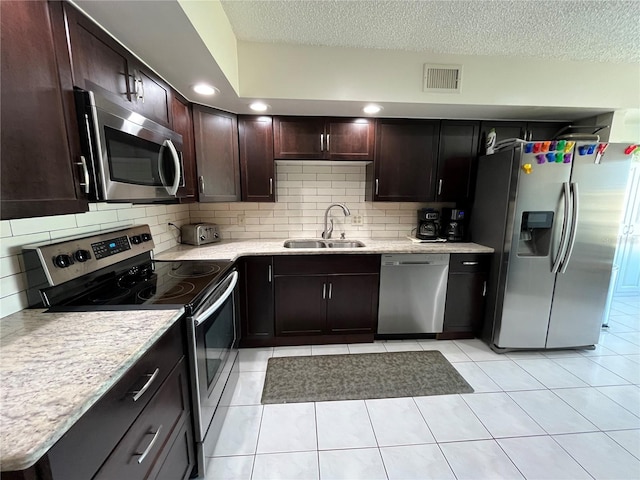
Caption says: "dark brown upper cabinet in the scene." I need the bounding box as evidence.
[64,2,172,128]
[239,116,275,202]
[1,0,88,220]
[367,119,440,202]
[435,121,480,204]
[171,95,197,201]
[273,116,375,160]
[193,105,240,202]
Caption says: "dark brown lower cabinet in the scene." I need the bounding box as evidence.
[240,256,275,346]
[438,254,490,340]
[2,321,195,480]
[273,255,380,343]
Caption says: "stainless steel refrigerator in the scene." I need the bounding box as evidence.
[471,141,632,351]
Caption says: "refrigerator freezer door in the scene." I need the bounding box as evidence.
[495,149,572,349]
[547,143,632,348]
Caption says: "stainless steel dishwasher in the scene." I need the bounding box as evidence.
[377,254,450,334]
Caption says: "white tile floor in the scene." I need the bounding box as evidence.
[206,295,640,480]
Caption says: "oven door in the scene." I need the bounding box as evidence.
[78,89,184,202]
[187,270,239,448]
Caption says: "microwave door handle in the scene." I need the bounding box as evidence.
[160,139,181,196]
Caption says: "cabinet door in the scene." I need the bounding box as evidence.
[436,121,480,203]
[64,2,132,108]
[171,96,197,200]
[130,63,172,127]
[239,116,275,202]
[326,274,379,334]
[373,120,439,201]
[1,0,88,220]
[479,121,526,154]
[240,257,275,342]
[193,106,240,202]
[327,119,375,160]
[274,275,327,335]
[443,272,487,333]
[273,116,325,159]
[150,420,195,480]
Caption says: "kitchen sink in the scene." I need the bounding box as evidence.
[283,239,366,249]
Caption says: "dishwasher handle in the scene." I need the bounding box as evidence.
[387,261,433,266]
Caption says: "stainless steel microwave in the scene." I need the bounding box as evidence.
[74,88,184,203]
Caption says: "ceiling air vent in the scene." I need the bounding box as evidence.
[423,64,462,93]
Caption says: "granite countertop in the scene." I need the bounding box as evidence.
[155,238,494,262]
[0,307,184,472]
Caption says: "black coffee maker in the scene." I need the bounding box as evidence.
[416,209,440,240]
[442,208,466,242]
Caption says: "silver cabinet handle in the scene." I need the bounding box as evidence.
[482,281,487,296]
[560,182,579,274]
[322,283,326,299]
[320,133,324,152]
[326,134,330,152]
[375,179,379,195]
[328,282,333,299]
[75,156,90,194]
[136,425,162,464]
[438,179,443,196]
[130,368,159,402]
[268,264,272,283]
[269,177,273,195]
[199,175,205,194]
[462,261,479,266]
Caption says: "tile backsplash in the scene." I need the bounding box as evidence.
[190,163,451,240]
[0,164,451,319]
[0,203,190,319]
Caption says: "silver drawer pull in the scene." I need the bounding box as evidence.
[131,368,159,402]
[461,261,479,266]
[136,425,162,464]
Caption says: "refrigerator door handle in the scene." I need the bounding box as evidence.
[552,182,572,274]
[560,182,580,274]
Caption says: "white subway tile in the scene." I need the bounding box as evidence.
[331,196,360,203]
[197,203,231,211]
[230,203,260,210]
[277,165,303,174]
[288,217,318,225]
[277,180,303,188]
[145,205,167,217]
[246,210,272,218]
[335,181,362,189]
[0,221,13,238]
[306,196,332,203]
[273,224,292,232]
[10,214,77,236]
[287,173,317,181]
[318,173,344,181]
[96,202,133,211]
[245,225,273,232]
[245,218,260,225]
[345,174,364,181]
[0,256,21,278]
[49,226,100,240]
[116,207,148,221]
[213,211,239,218]
[0,233,50,258]
[0,292,28,319]
[258,232,286,239]
[230,232,257,239]
[372,231,400,238]
[276,173,287,181]
[317,188,344,196]
[262,202,287,210]
[303,165,332,174]
[260,217,289,225]
[75,210,119,227]
[98,221,131,231]
[276,188,288,196]
[0,273,25,298]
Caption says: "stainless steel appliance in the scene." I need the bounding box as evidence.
[181,223,221,246]
[377,254,450,334]
[442,208,466,242]
[471,142,632,351]
[416,209,441,240]
[22,225,238,478]
[74,88,184,203]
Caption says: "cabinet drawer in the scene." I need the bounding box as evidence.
[274,255,380,275]
[448,254,491,273]
[47,321,185,480]
[94,357,190,480]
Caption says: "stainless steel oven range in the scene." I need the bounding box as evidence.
[22,225,238,478]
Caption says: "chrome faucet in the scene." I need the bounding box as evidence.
[322,203,351,239]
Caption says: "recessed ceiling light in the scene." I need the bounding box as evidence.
[249,102,270,112]
[363,104,383,114]
[192,83,219,96]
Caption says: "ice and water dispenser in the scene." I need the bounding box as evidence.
[518,211,554,256]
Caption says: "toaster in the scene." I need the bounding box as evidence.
[180,223,221,246]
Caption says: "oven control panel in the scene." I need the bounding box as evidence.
[23,225,155,287]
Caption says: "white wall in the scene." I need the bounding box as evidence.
[0,203,190,319]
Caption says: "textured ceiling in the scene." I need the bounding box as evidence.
[220,0,640,63]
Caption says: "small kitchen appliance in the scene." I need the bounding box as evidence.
[416,209,440,240]
[181,223,221,246]
[442,208,466,242]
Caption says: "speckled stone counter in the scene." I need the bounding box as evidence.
[0,307,184,472]
[155,238,493,262]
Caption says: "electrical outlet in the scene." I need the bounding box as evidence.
[352,215,363,226]
[237,214,246,226]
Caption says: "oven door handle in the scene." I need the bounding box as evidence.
[193,271,238,326]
